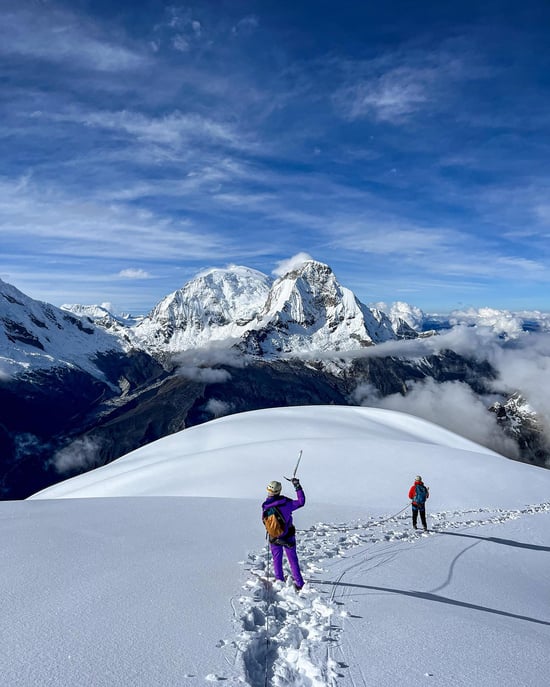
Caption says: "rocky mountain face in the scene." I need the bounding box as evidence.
[38,348,497,488]
[0,350,165,498]
[0,279,165,497]
[130,261,399,358]
[490,393,550,465]
[238,261,395,356]
[1,262,548,498]
[0,278,133,379]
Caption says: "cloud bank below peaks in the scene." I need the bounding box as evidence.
[351,326,550,462]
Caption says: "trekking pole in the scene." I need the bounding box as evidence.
[284,449,302,482]
[264,539,271,687]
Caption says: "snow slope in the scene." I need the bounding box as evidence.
[32,406,550,509]
[0,278,126,377]
[2,406,548,687]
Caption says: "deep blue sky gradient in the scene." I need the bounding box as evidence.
[2,0,550,313]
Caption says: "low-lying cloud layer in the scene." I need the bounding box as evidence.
[52,436,103,475]
[350,327,550,462]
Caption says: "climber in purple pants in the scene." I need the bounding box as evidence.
[262,478,306,590]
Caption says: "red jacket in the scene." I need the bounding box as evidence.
[409,480,429,504]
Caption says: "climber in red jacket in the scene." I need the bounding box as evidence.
[408,475,429,531]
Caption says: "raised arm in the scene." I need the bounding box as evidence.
[290,478,305,510]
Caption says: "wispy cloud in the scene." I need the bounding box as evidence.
[0,5,148,72]
[0,177,229,261]
[153,5,205,53]
[43,108,252,151]
[273,253,314,277]
[332,44,472,123]
[335,66,430,122]
[2,2,550,313]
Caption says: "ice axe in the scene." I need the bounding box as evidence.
[284,450,302,482]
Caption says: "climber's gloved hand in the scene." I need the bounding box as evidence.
[291,477,301,489]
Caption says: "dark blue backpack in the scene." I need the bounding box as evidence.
[414,483,428,505]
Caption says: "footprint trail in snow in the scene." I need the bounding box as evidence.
[232,502,550,687]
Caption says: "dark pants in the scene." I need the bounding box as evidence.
[412,505,427,530]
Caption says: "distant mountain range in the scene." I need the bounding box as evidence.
[1,259,549,498]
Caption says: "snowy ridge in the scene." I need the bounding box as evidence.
[7,259,550,371]
[0,278,126,378]
[371,299,425,332]
[130,260,396,357]
[61,303,141,330]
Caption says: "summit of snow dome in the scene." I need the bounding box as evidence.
[30,405,550,509]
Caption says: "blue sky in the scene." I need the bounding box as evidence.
[2,0,550,314]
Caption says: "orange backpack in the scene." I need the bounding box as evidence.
[262,505,286,538]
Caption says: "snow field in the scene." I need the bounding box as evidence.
[235,502,550,687]
[12,405,550,686]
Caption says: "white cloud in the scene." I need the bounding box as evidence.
[53,437,102,474]
[339,68,429,122]
[0,6,147,72]
[272,253,314,277]
[485,332,550,432]
[173,346,247,383]
[349,326,550,453]
[355,378,520,459]
[333,222,456,256]
[448,307,523,338]
[118,269,151,279]
[328,216,550,283]
[47,109,246,150]
[177,366,232,383]
[0,364,12,380]
[0,176,230,262]
[332,43,474,124]
[205,398,232,417]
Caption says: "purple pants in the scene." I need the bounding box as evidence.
[270,542,304,587]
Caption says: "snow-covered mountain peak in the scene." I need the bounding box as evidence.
[132,265,272,352]
[181,265,272,314]
[241,259,396,356]
[373,300,425,331]
[263,259,341,319]
[0,278,124,377]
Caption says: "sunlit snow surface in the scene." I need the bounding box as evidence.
[2,406,548,686]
